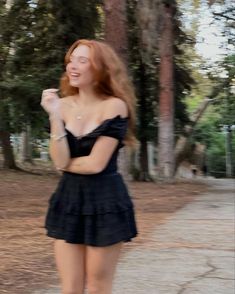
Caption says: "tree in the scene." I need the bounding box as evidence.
[104,0,128,62]
[0,98,18,169]
[129,0,160,181]
[210,0,235,46]
[174,97,214,171]
[103,0,134,180]
[157,1,176,180]
[0,0,19,169]
[0,0,101,169]
[127,0,194,180]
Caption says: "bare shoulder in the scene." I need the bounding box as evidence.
[102,97,128,118]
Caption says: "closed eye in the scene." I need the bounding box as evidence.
[69,55,89,64]
[79,57,89,63]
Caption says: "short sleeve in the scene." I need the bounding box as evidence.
[98,115,129,140]
[101,116,128,140]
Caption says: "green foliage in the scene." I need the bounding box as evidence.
[207,133,226,178]
[192,104,235,178]
[126,0,158,141]
[191,54,235,177]
[127,0,195,142]
[177,0,235,177]
[192,104,221,146]
[0,0,101,136]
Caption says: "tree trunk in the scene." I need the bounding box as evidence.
[20,123,34,164]
[225,126,233,178]
[157,3,175,180]
[0,130,18,169]
[136,0,161,58]
[138,61,151,181]
[0,100,18,169]
[139,139,150,181]
[104,0,131,180]
[104,0,128,62]
[174,98,213,172]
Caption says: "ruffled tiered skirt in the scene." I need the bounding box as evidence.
[45,171,138,246]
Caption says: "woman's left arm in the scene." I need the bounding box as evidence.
[60,136,119,174]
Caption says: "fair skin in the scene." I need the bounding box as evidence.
[41,44,128,294]
[55,241,123,294]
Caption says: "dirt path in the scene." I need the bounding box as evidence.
[0,170,207,294]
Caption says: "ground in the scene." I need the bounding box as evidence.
[0,167,207,294]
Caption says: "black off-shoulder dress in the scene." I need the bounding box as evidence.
[45,115,138,246]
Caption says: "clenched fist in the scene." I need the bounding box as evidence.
[40,88,61,116]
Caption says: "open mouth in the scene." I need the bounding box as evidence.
[70,73,81,78]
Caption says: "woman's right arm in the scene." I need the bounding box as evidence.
[41,89,70,170]
[48,114,70,169]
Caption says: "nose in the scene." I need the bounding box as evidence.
[70,61,79,71]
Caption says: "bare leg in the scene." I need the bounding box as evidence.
[86,242,123,294]
[54,240,86,294]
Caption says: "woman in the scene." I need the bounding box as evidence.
[40,39,138,294]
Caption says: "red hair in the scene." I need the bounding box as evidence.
[60,39,137,147]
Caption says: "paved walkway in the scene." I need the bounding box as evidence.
[33,179,235,294]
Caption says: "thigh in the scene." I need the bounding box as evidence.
[86,242,123,287]
[54,239,86,293]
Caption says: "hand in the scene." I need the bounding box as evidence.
[40,88,61,116]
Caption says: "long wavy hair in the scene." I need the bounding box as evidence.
[60,39,137,147]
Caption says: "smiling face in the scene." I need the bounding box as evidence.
[66,44,94,89]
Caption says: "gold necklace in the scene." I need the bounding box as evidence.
[73,106,82,120]
[72,96,103,120]
[71,98,89,120]
[76,113,84,120]
[74,107,89,120]
[60,98,88,119]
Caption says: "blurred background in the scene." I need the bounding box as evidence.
[0,1,234,294]
[0,0,234,180]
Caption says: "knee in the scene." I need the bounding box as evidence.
[87,267,115,293]
[87,280,111,294]
[62,289,81,294]
[87,277,105,294]
[87,279,102,294]
[86,285,104,294]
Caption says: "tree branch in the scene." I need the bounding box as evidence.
[213,12,235,22]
